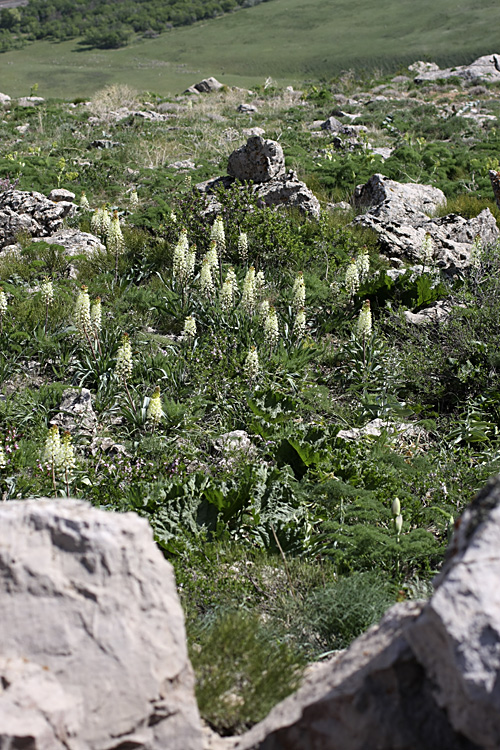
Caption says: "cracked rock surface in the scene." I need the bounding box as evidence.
[0,499,203,750]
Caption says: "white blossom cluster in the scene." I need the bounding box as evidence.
[263,306,279,347]
[345,260,360,300]
[107,211,125,256]
[43,425,75,475]
[292,272,306,310]
[173,229,196,285]
[211,216,226,253]
[244,346,260,380]
[238,232,248,263]
[74,286,92,339]
[356,300,372,339]
[147,387,163,426]
[91,206,111,237]
[115,334,133,382]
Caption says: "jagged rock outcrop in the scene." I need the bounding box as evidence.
[353,174,499,271]
[226,474,500,750]
[0,499,203,750]
[227,135,285,183]
[53,387,98,436]
[413,53,500,84]
[405,476,500,749]
[197,136,320,218]
[0,189,77,251]
[354,173,446,214]
[253,169,321,218]
[185,77,224,95]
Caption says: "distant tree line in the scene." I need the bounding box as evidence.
[0,0,273,51]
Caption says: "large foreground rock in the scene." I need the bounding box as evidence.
[354,174,499,271]
[226,474,500,749]
[0,499,203,750]
[407,477,500,749]
[0,189,77,250]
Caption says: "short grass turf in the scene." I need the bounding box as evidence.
[1,0,500,98]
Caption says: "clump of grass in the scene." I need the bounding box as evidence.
[302,571,397,652]
[89,84,140,121]
[434,193,500,223]
[190,608,306,735]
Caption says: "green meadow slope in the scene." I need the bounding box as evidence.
[1,0,500,97]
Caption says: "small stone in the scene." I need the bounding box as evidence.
[49,188,76,202]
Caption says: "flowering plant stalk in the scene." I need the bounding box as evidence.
[238,232,248,264]
[263,306,279,349]
[211,215,226,283]
[80,192,90,210]
[41,277,54,333]
[292,272,305,311]
[147,386,164,428]
[130,189,139,209]
[90,297,102,352]
[114,333,139,417]
[241,266,256,315]
[43,424,61,493]
[107,211,125,283]
[74,285,99,364]
[60,431,76,496]
[345,260,360,301]
[244,345,260,381]
[183,315,197,340]
[356,299,372,370]
[0,287,6,335]
[293,307,306,339]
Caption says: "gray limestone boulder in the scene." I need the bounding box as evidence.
[0,655,82,749]
[237,103,258,114]
[54,387,98,436]
[227,136,285,183]
[353,175,499,271]
[185,77,224,95]
[253,169,321,219]
[406,476,500,749]
[320,116,344,132]
[0,189,77,251]
[403,299,459,325]
[413,53,500,84]
[354,173,446,214]
[213,430,257,469]
[197,138,319,218]
[0,499,203,750]
[32,228,105,257]
[231,602,477,750]
[16,96,45,107]
[48,188,76,202]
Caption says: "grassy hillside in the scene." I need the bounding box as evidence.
[1,68,500,731]
[1,0,500,97]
